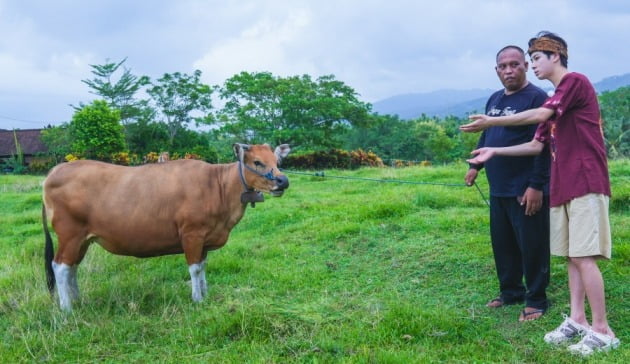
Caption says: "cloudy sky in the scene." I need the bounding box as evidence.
[1,0,628,129]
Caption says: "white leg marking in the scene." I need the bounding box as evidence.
[68,265,80,301]
[200,259,208,298]
[188,262,206,302]
[52,262,74,311]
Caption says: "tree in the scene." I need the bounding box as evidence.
[125,118,170,156]
[343,114,408,161]
[215,72,373,150]
[70,100,126,160]
[81,58,151,125]
[41,124,73,163]
[147,70,214,146]
[599,86,629,158]
[416,120,456,163]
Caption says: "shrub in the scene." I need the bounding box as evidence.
[27,156,55,174]
[65,154,81,162]
[282,148,383,169]
[111,152,132,165]
[144,152,159,163]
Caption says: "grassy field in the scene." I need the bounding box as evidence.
[0,160,628,363]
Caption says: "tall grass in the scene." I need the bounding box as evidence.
[0,160,628,363]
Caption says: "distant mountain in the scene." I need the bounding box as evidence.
[372,89,493,119]
[594,73,630,93]
[373,73,630,119]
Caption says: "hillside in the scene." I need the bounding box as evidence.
[373,73,630,119]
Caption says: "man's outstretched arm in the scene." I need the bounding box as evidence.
[460,107,554,132]
[466,139,545,164]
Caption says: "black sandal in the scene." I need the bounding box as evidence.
[486,297,504,308]
[519,308,546,322]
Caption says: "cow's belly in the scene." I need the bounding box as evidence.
[91,228,184,258]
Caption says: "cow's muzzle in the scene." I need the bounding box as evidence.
[271,175,289,196]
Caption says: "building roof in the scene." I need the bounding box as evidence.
[0,129,48,157]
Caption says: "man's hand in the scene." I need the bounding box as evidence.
[466,147,496,165]
[460,114,492,133]
[520,187,543,216]
[465,168,478,186]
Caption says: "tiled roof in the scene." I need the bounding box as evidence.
[0,129,48,157]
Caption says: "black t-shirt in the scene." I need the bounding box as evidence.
[471,83,550,197]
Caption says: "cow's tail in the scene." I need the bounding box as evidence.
[42,204,56,294]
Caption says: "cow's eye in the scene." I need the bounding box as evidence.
[254,161,264,168]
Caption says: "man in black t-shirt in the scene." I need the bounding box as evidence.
[464,45,550,321]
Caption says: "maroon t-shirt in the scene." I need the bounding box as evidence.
[534,72,610,207]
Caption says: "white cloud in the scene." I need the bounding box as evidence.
[194,8,316,86]
[0,0,629,129]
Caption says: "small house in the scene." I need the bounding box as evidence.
[0,129,48,167]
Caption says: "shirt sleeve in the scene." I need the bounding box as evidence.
[534,121,549,143]
[528,144,550,190]
[541,73,582,119]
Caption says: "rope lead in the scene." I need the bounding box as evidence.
[280,169,490,207]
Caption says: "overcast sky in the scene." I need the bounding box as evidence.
[1,0,628,129]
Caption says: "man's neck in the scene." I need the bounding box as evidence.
[504,81,529,95]
[548,67,569,88]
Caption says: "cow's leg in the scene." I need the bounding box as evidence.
[53,224,90,311]
[188,261,206,302]
[183,234,207,302]
[199,258,208,298]
[68,264,79,301]
[52,262,76,311]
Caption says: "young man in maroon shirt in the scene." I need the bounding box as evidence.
[460,31,619,356]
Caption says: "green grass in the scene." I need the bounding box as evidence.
[0,160,628,363]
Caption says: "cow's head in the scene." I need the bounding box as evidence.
[233,143,290,197]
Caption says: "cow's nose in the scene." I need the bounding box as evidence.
[275,174,289,190]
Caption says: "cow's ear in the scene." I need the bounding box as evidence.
[233,143,251,159]
[274,144,291,164]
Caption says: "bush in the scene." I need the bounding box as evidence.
[111,152,132,166]
[144,152,159,163]
[26,156,55,174]
[282,148,383,169]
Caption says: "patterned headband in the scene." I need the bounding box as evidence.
[528,37,568,59]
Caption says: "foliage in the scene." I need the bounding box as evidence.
[51,59,630,169]
[0,161,628,362]
[282,148,384,169]
[64,153,81,162]
[40,124,73,164]
[70,100,127,161]
[599,86,630,158]
[25,157,54,174]
[147,70,214,146]
[143,151,160,163]
[214,72,373,150]
[343,114,470,164]
[124,119,171,156]
[110,152,132,166]
[81,58,151,125]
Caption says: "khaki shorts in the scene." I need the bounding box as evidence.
[550,193,612,259]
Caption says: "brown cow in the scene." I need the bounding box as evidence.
[43,143,290,311]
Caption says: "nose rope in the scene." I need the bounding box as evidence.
[242,163,276,181]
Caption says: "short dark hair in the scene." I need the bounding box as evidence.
[528,31,568,67]
[495,45,525,63]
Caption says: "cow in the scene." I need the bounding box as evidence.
[42,143,290,311]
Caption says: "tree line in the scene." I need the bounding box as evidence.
[38,59,630,167]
